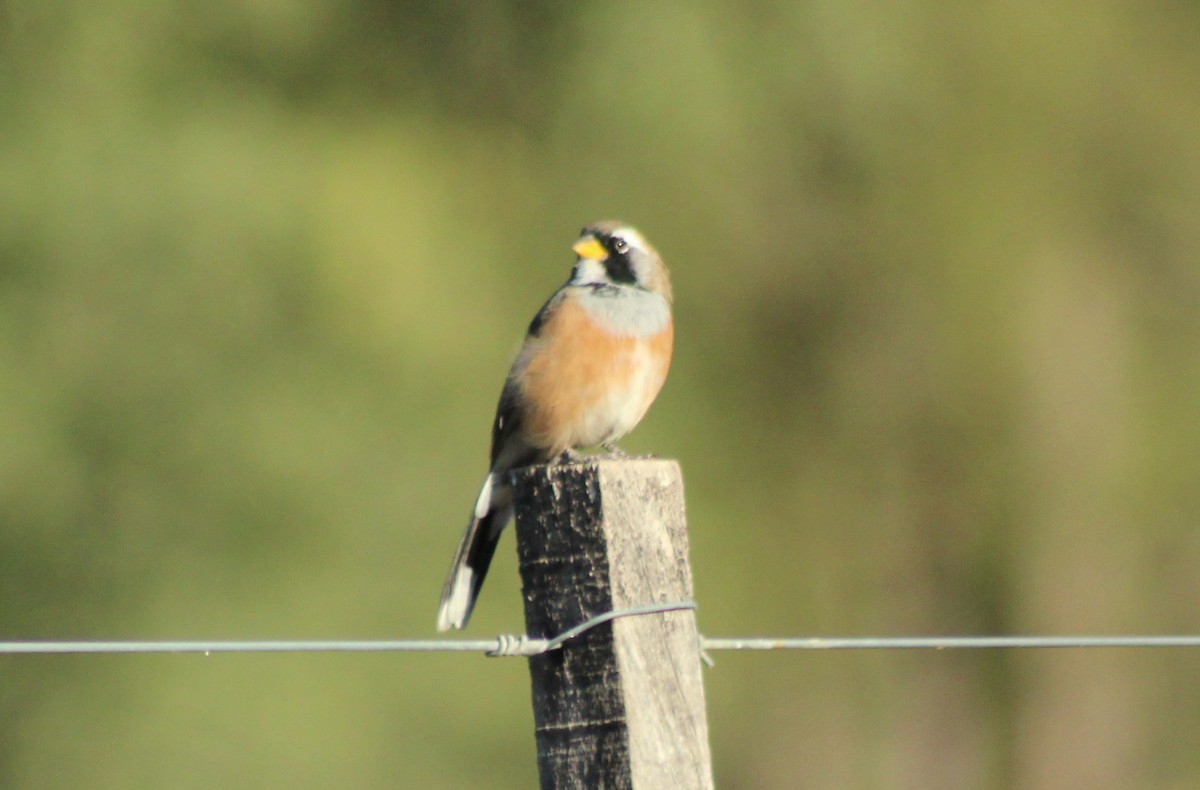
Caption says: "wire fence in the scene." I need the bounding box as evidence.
[5,636,1200,656]
[4,601,1200,656]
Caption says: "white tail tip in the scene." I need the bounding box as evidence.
[436,565,475,631]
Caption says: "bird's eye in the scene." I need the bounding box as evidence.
[612,236,630,254]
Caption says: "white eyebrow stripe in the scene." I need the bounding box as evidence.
[610,227,646,249]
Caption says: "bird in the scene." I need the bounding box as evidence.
[436,221,673,631]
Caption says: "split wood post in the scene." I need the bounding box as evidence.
[511,458,714,790]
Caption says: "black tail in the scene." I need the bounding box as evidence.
[436,475,513,631]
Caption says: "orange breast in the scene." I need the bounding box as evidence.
[518,297,673,455]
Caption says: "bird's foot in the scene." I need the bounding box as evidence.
[555,448,584,464]
[601,443,631,459]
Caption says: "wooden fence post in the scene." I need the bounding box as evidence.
[512,458,714,790]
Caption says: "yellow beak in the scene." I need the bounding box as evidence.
[572,236,608,261]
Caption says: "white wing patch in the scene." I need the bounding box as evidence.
[474,473,494,520]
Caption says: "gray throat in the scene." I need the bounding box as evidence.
[578,286,671,339]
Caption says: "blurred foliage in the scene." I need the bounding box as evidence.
[3,0,1200,787]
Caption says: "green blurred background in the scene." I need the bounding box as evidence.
[3,0,1200,787]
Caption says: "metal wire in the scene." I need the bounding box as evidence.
[0,639,498,655]
[2,598,1199,656]
[0,601,700,657]
[699,635,1200,651]
[4,634,1200,655]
